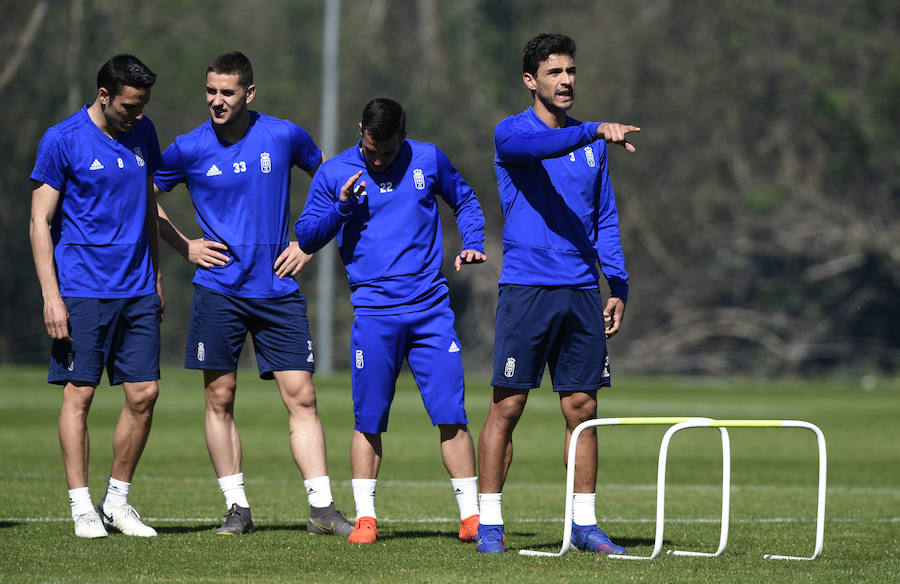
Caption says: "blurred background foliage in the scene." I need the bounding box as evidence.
[2,0,898,376]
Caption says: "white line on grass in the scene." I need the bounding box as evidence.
[6,473,900,496]
[4,516,898,524]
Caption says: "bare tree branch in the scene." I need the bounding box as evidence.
[0,1,48,93]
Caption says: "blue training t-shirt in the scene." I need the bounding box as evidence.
[30,106,162,298]
[154,111,322,298]
[295,139,485,315]
[494,107,629,300]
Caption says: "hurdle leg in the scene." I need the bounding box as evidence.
[609,419,715,560]
[668,426,731,557]
[518,418,615,557]
[761,421,827,560]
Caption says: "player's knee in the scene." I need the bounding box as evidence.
[489,390,527,424]
[126,382,159,413]
[283,382,318,412]
[63,383,96,412]
[204,383,236,412]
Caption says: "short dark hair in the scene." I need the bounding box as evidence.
[522,33,576,76]
[207,51,253,88]
[361,98,406,141]
[96,54,156,97]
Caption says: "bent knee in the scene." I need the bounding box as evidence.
[125,381,159,411]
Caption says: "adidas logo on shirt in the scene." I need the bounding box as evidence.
[89,159,104,171]
[449,341,460,353]
[206,164,222,176]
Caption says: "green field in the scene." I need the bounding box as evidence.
[1,366,898,583]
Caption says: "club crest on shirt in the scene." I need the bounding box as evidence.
[133,147,145,167]
[413,168,425,190]
[583,146,595,168]
[260,152,272,174]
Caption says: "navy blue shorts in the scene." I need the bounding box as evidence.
[491,285,611,391]
[185,285,315,379]
[48,294,161,386]
[350,296,468,434]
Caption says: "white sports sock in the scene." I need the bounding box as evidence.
[572,492,597,526]
[478,493,503,526]
[451,476,479,519]
[68,487,94,517]
[103,476,131,508]
[218,473,250,508]
[303,475,334,508]
[351,478,377,519]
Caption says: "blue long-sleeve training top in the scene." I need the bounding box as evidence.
[295,139,485,314]
[494,107,629,300]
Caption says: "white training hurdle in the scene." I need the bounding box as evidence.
[518,416,827,561]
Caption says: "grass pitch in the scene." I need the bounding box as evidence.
[0,366,897,582]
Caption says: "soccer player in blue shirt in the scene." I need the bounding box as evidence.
[29,55,163,538]
[154,52,352,536]
[475,33,640,554]
[295,98,486,544]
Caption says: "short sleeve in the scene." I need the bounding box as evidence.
[30,127,68,190]
[153,141,187,192]
[288,123,323,173]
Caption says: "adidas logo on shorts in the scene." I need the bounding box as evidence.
[449,341,460,353]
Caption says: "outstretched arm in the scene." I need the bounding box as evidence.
[496,118,641,163]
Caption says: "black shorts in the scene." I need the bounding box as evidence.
[491,285,611,391]
[185,285,314,379]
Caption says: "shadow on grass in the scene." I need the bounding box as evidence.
[253,523,311,533]
[516,535,661,552]
[154,524,220,535]
[382,529,457,540]
[0,521,21,529]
